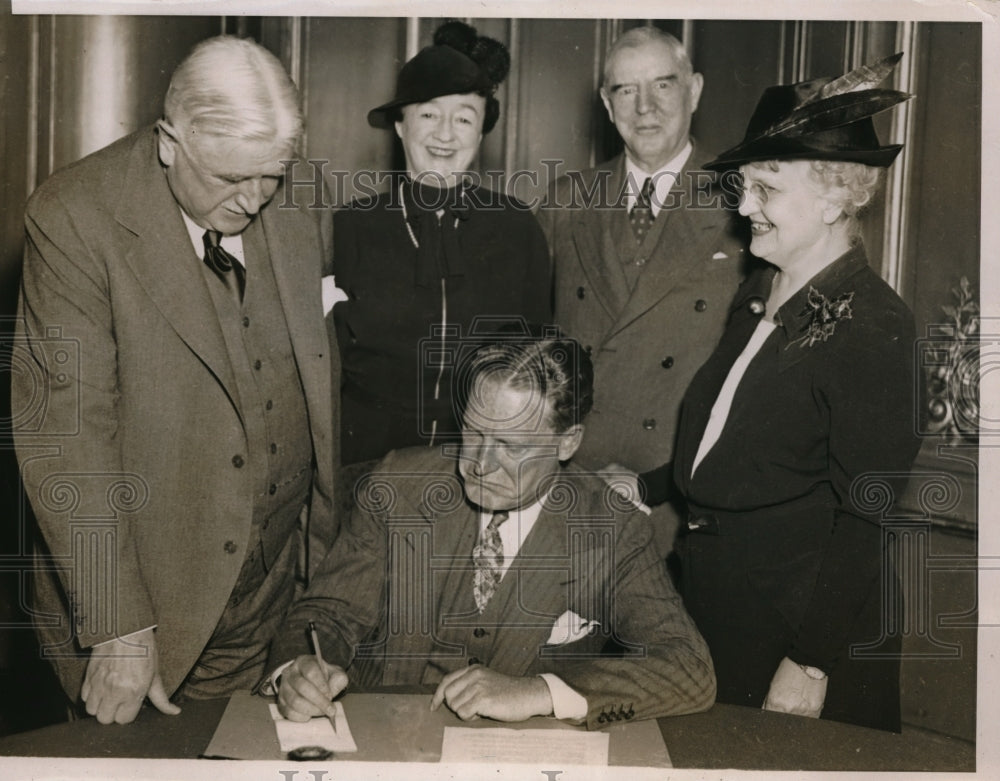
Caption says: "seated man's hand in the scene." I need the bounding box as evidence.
[277,655,349,722]
[81,627,180,725]
[430,665,553,722]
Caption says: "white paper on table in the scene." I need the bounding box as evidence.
[440,726,609,765]
[268,702,358,753]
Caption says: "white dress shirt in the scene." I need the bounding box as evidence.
[692,319,777,476]
[180,209,246,267]
[624,141,693,219]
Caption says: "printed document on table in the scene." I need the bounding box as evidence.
[440,726,609,765]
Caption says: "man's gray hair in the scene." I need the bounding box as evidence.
[603,26,694,86]
[164,36,302,152]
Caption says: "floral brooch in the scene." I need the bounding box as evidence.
[790,286,855,348]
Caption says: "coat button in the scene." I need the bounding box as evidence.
[242,316,250,328]
[642,418,656,430]
[473,627,487,638]
[270,443,278,454]
[269,483,277,495]
[577,286,586,299]
[661,356,674,369]
[468,657,481,666]
[266,399,273,410]
[635,256,646,266]
[254,359,262,370]
[232,455,245,468]
[584,345,593,357]
[224,540,237,554]
[694,299,707,312]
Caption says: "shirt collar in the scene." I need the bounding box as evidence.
[179,208,246,268]
[624,141,693,218]
[478,497,545,574]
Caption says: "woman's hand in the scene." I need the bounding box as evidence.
[762,656,827,718]
[597,463,647,509]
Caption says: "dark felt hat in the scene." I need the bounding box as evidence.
[706,53,913,170]
[368,21,510,134]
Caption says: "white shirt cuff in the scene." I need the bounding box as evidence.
[538,673,588,720]
[259,659,296,696]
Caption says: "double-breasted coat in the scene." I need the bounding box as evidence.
[540,146,747,553]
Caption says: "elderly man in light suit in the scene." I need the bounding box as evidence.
[13,36,338,725]
[540,27,747,557]
[268,334,715,728]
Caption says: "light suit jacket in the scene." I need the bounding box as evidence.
[13,127,339,699]
[269,446,715,729]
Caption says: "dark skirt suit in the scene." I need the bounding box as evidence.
[641,246,920,731]
[332,182,552,464]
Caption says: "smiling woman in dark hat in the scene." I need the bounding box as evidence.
[608,54,921,731]
[331,21,551,466]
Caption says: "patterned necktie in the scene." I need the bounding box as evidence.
[473,511,509,613]
[629,177,655,242]
[203,230,246,306]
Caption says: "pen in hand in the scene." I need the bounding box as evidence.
[309,620,338,732]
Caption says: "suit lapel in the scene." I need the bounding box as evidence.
[486,506,570,676]
[570,158,631,320]
[113,129,242,417]
[608,148,729,339]
[260,198,334,490]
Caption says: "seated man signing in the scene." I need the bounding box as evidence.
[267,332,715,727]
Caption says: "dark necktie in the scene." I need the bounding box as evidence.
[203,230,246,307]
[472,511,509,613]
[629,177,655,242]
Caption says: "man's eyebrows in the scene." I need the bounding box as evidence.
[609,73,679,92]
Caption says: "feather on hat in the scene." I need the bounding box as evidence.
[706,53,913,170]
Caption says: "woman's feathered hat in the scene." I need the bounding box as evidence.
[367,21,510,134]
[706,53,913,170]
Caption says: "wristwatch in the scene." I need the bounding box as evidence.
[797,663,828,680]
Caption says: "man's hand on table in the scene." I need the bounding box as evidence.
[81,627,180,725]
[430,665,553,722]
[277,655,349,722]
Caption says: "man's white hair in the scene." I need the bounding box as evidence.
[164,36,302,152]
[603,26,694,86]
